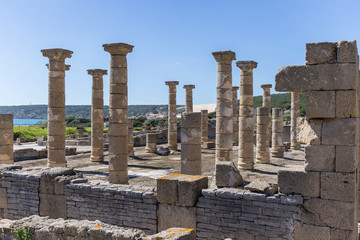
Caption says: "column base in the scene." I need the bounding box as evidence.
[109,171,128,184]
[291,145,301,150]
[90,155,104,162]
[271,152,284,158]
[238,162,254,170]
[0,160,14,165]
[47,162,67,168]
[168,145,177,151]
[256,159,270,164]
[145,148,157,153]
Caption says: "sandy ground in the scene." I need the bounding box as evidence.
[12,143,305,188]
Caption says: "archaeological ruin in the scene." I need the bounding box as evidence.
[0,40,359,240]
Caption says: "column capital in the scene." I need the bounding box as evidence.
[261,84,273,90]
[165,81,179,86]
[103,42,134,55]
[87,69,108,77]
[232,86,239,91]
[41,48,73,61]
[212,51,236,63]
[236,61,258,70]
[183,84,195,90]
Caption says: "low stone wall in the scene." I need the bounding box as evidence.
[133,129,167,147]
[65,181,158,234]
[14,147,77,161]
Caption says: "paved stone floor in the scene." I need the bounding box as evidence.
[12,143,305,188]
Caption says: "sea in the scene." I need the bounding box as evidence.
[13,119,47,126]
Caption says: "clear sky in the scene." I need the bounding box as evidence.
[0,0,359,106]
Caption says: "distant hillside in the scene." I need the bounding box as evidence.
[0,93,305,119]
[0,105,185,119]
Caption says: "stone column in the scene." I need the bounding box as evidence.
[236,61,257,170]
[0,114,13,164]
[165,81,179,150]
[212,51,236,162]
[271,108,284,158]
[128,118,134,157]
[261,84,272,146]
[256,107,270,164]
[232,86,239,146]
[291,92,301,150]
[88,69,107,162]
[201,110,208,143]
[183,85,195,113]
[41,48,72,167]
[181,112,202,175]
[145,133,157,153]
[103,42,134,184]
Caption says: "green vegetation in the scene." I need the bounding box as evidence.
[14,227,33,240]
[208,112,216,119]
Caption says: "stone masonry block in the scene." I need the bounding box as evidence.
[320,172,356,202]
[335,90,357,118]
[294,221,330,240]
[157,204,196,232]
[275,63,357,92]
[151,228,196,240]
[278,170,319,197]
[157,174,180,205]
[215,162,244,187]
[337,40,358,63]
[304,145,335,172]
[304,198,355,230]
[178,175,208,207]
[305,42,337,65]
[40,168,75,194]
[39,193,67,219]
[322,118,356,145]
[336,146,356,173]
[330,228,356,240]
[306,91,335,119]
[0,187,7,208]
[297,118,322,145]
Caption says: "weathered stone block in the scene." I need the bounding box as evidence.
[39,193,67,219]
[305,42,337,65]
[157,205,196,232]
[297,118,322,145]
[202,141,215,149]
[151,228,196,240]
[0,187,7,208]
[294,221,330,240]
[178,175,208,207]
[330,228,356,240]
[335,90,357,118]
[322,118,356,145]
[335,146,356,173]
[40,168,75,194]
[275,63,357,92]
[304,145,335,171]
[156,174,179,205]
[304,198,355,230]
[278,170,320,197]
[337,40,358,63]
[215,162,243,187]
[306,91,335,119]
[321,172,356,202]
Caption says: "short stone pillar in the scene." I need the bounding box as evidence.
[271,108,284,158]
[41,48,73,167]
[236,61,258,170]
[128,118,134,157]
[200,110,208,143]
[183,85,195,113]
[145,133,157,153]
[181,112,202,175]
[103,42,134,184]
[212,51,236,162]
[165,81,179,150]
[232,86,239,146]
[291,92,301,150]
[0,114,13,164]
[88,69,107,162]
[37,136,44,146]
[15,138,21,145]
[261,84,272,146]
[256,107,270,164]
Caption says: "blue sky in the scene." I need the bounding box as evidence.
[0,1,359,106]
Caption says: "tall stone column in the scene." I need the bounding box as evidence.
[261,84,272,146]
[103,42,134,184]
[232,86,239,146]
[271,108,284,158]
[212,51,236,162]
[128,118,134,157]
[0,114,13,164]
[256,107,270,164]
[291,92,301,150]
[41,48,72,167]
[183,85,195,113]
[165,81,179,150]
[88,69,107,162]
[181,112,202,175]
[201,110,208,143]
[236,61,257,170]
